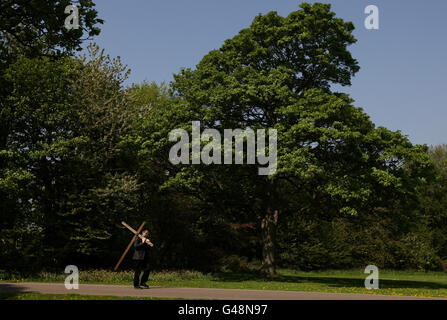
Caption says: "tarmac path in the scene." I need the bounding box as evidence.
[0,282,441,300]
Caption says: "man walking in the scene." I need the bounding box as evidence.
[133,229,152,289]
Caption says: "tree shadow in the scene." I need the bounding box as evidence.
[212,271,447,290]
[0,283,29,300]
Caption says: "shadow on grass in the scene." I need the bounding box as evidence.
[212,271,447,290]
[0,283,29,300]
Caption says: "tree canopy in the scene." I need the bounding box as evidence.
[143,3,433,274]
[0,0,102,58]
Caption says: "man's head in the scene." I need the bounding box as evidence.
[141,229,149,237]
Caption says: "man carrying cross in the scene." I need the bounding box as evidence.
[133,229,152,289]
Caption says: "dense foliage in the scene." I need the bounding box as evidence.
[1,2,446,274]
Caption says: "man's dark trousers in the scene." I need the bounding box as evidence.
[134,259,150,287]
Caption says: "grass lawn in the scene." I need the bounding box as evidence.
[2,269,447,298]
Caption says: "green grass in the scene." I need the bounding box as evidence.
[0,291,172,300]
[2,269,447,298]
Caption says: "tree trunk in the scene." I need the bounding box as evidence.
[260,208,278,276]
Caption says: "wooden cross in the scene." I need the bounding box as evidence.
[114,221,154,271]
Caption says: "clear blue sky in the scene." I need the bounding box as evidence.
[89,0,447,146]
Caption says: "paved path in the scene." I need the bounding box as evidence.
[0,282,441,300]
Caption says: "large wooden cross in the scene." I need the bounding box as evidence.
[114,221,154,271]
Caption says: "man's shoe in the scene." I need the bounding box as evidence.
[140,284,150,289]
[134,285,142,289]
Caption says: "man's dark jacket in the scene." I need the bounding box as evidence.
[132,237,150,260]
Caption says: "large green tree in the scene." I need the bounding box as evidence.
[0,1,103,269]
[147,2,432,275]
[0,45,141,269]
[417,145,447,262]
